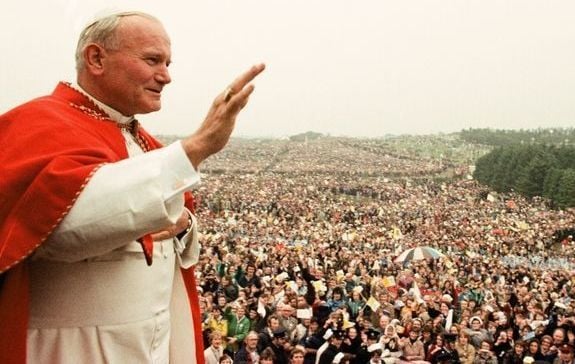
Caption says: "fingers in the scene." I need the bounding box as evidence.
[151,230,173,241]
[151,211,190,241]
[230,63,266,94]
[220,63,265,106]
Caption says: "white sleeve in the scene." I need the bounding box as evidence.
[174,212,200,269]
[35,141,200,262]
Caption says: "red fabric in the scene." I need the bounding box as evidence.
[0,82,203,363]
[0,263,29,363]
[181,193,206,363]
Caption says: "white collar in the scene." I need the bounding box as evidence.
[72,83,134,125]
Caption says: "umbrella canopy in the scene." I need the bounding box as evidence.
[394,246,445,264]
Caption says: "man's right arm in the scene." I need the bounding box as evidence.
[35,142,199,262]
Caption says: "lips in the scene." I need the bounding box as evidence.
[146,87,162,95]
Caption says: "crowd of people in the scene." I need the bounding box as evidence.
[190,138,575,364]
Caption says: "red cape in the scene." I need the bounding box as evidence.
[0,83,204,363]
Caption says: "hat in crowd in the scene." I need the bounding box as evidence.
[523,356,535,364]
[559,343,574,354]
[366,328,381,341]
[331,329,346,340]
[441,294,453,304]
[470,316,483,326]
[272,327,287,339]
[368,343,383,353]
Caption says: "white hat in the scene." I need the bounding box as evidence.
[368,343,383,353]
[441,294,453,303]
[470,316,483,326]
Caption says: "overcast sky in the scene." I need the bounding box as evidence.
[1,0,574,138]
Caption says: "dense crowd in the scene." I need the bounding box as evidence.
[190,138,575,364]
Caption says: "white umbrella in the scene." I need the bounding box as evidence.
[394,246,445,264]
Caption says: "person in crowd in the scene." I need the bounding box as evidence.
[381,323,403,364]
[427,334,447,364]
[552,343,574,364]
[219,354,234,364]
[234,331,261,364]
[290,346,306,364]
[541,335,559,363]
[467,317,490,348]
[260,315,283,352]
[494,331,514,363]
[502,341,526,364]
[341,325,362,357]
[399,328,428,364]
[356,328,382,364]
[0,9,265,364]
[260,347,277,364]
[525,340,543,362]
[205,331,225,364]
[455,332,477,364]
[208,305,229,343]
[226,303,252,354]
[474,340,498,364]
[317,329,346,364]
[271,327,291,364]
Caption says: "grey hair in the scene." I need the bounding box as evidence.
[75,11,159,71]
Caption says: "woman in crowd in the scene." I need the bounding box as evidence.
[204,332,225,364]
[455,332,476,364]
[525,339,543,362]
[493,330,513,363]
[381,323,403,364]
[502,341,526,364]
[473,340,498,364]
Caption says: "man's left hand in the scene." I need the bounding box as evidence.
[150,211,191,241]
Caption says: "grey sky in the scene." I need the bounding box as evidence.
[1,0,574,138]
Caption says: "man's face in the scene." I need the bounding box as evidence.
[270,318,280,331]
[553,330,565,344]
[99,16,172,116]
[332,337,343,348]
[246,335,258,350]
[558,349,574,363]
[379,315,390,329]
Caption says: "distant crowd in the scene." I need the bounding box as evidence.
[192,167,575,364]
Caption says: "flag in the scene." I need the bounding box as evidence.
[366,296,381,312]
[411,280,422,302]
[392,226,403,240]
[382,276,396,288]
[257,299,267,318]
[445,309,453,331]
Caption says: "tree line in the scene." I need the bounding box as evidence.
[460,127,575,146]
[473,144,575,208]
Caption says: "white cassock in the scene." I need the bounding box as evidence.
[27,95,201,364]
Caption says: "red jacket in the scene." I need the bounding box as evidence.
[0,82,204,363]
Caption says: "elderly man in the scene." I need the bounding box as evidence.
[234,331,261,364]
[0,10,264,364]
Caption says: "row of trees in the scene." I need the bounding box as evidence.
[460,127,575,146]
[473,144,575,208]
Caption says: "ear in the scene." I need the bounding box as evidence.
[83,43,107,75]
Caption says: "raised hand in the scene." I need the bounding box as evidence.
[182,63,266,168]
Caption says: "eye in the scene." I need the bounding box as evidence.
[145,57,160,65]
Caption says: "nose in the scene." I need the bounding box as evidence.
[156,64,171,85]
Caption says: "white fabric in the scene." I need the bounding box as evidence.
[27,97,202,363]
